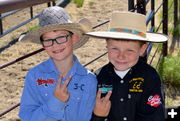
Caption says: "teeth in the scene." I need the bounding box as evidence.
[54,50,60,53]
[53,48,64,53]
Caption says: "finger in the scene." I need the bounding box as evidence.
[103,91,112,102]
[64,88,68,93]
[56,75,63,87]
[62,75,72,88]
[105,100,111,108]
[100,97,105,102]
[67,91,70,97]
[96,89,102,100]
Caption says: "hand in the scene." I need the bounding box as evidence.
[94,89,112,117]
[54,75,72,102]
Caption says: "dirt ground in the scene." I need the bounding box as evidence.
[0,0,179,121]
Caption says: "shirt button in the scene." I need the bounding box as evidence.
[120,80,124,83]
[123,117,127,120]
[77,97,80,100]
[45,93,48,96]
[128,94,131,99]
[120,98,124,102]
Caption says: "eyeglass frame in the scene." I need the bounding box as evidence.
[40,32,73,47]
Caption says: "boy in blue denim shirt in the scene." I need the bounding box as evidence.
[19,6,97,121]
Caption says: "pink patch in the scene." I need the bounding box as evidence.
[147,94,161,107]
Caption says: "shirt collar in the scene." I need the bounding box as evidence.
[44,55,87,76]
[130,59,143,73]
[114,68,130,79]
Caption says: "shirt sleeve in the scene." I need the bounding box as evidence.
[19,71,66,121]
[136,72,165,121]
[90,113,106,121]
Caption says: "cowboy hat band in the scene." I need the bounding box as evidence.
[110,28,146,38]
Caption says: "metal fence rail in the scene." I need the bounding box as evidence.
[0,0,69,39]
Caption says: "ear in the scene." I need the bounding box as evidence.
[140,44,148,56]
[72,33,79,45]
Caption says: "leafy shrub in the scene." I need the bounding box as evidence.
[158,51,180,87]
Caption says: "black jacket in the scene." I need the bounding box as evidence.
[91,59,165,121]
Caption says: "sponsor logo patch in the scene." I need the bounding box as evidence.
[147,94,161,107]
[36,78,55,87]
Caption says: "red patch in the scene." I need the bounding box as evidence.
[147,94,161,107]
[36,78,55,86]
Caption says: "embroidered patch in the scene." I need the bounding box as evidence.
[74,83,85,91]
[98,84,113,94]
[147,94,161,107]
[129,77,144,92]
[36,78,55,87]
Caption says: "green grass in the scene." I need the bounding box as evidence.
[72,0,84,8]
[88,1,95,7]
[28,25,39,32]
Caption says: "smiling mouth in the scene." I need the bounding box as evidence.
[116,61,126,64]
[53,48,65,53]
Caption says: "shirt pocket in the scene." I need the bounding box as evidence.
[38,85,55,101]
[127,92,142,103]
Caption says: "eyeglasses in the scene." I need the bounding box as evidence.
[40,34,70,47]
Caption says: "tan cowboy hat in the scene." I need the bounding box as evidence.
[22,6,92,49]
[86,11,168,43]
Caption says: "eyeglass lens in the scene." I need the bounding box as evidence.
[42,35,69,47]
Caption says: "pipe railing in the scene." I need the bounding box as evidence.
[0,0,55,14]
[0,14,39,38]
[0,0,69,39]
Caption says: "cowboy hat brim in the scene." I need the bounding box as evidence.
[22,18,92,49]
[85,31,168,43]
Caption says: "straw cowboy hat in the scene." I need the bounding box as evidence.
[23,6,92,49]
[86,11,168,42]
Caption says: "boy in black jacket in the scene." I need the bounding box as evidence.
[86,11,168,121]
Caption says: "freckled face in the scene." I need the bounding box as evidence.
[106,39,147,71]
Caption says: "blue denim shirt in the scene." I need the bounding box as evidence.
[19,56,97,121]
